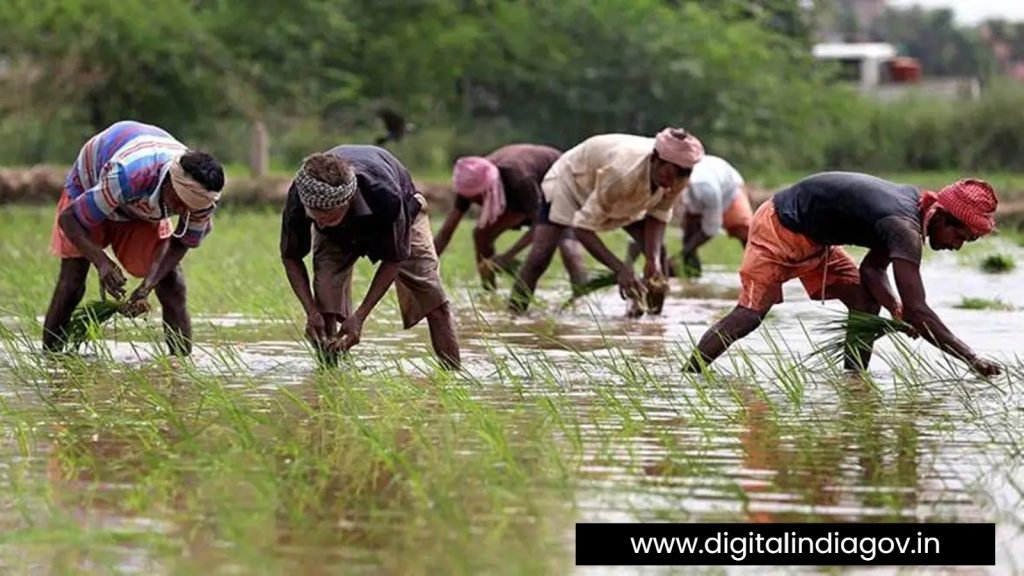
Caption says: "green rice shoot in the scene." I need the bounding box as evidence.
[980,253,1016,274]
[64,299,123,350]
[811,310,914,365]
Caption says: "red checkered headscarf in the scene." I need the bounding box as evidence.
[920,179,998,238]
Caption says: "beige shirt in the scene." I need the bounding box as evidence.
[541,134,684,231]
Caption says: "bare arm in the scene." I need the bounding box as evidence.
[859,249,900,316]
[498,228,535,260]
[573,228,626,273]
[682,213,711,258]
[354,261,401,323]
[58,208,125,298]
[131,239,189,301]
[643,215,667,278]
[282,257,319,317]
[432,208,464,256]
[893,260,996,373]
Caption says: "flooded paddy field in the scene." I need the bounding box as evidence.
[0,206,1022,574]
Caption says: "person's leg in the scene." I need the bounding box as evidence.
[426,302,461,370]
[684,305,769,372]
[394,211,461,369]
[508,223,564,313]
[154,265,192,356]
[557,230,589,288]
[42,258,91,352]
[805,248,878,370]
[684,200,790,371]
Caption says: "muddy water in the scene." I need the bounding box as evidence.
[0,248,1022,574]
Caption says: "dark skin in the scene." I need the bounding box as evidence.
[282,203,461,370]
[510,153,686,312]
[43,180,196,355]
[627,213,748,277]
[434,206,586,290]
[683,210,1001,376]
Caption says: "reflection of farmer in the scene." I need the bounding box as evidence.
[433,145,587,290]
[685,173,1002,376]
[279,146,460,369]
[43,121,225,355]
[509,128,705,314]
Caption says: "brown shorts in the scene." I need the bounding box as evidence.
[50,190,173,278]
[313,208,449,329]
[738,201,861,312]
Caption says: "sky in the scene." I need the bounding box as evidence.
[888,0,1024,24]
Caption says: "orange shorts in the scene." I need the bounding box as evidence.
[50,191,172,278]
[738,200,861,312]
[722,187,753,232]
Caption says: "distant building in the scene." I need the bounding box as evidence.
[812,41,981,101]
[812,42,896,89]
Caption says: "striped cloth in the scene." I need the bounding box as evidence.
[65,121,214,248]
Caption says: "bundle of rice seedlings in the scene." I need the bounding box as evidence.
[811,310,914,365]
[476,257,523,291]
[560,271,618,311]
[64,299,123,350]
[980,254,1016,274]
[63,298,151,351]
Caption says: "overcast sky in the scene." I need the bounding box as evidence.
[888,0,1024,24]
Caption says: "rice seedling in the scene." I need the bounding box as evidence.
[810,310,914,367]
[956,296,1017,311]
[62,298,151,351]
[980,253,1017,274]
[1,206,1022,572]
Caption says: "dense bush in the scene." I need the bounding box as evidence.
[2,0,1024,176]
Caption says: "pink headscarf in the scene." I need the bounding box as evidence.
[453,156,505,229]
[920,179,998,237]
[654,128,705,169]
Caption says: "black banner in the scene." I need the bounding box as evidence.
[575,523,995,566]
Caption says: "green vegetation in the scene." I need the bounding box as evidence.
[980,253,1017,274]
[0,206,1021,572]
[956,296,1017,311]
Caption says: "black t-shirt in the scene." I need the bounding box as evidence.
[453,144,561,225]
[772,172,924,263]
[279,145,422,266]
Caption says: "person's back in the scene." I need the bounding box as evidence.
[68,121,185,200]
[688,155,743,197]
[773,172,921,251]
[554,134,654,197]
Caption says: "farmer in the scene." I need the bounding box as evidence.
[279,146,460,369]
[683,173,1002,376]
[43,120,225,356]
[626,154,750,277]
[433,144,587,290]
[509,128,705,314]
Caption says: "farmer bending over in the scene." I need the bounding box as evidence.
[627,154,751,277]
[43,120,224,356]
[433,144,587,290]
[509,128,705,315]
[683,173,1001,376]
[280,146,460,369]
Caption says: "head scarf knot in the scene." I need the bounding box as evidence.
[920,178,998,237]
[654,128,705,169]
[453,156,505,229]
